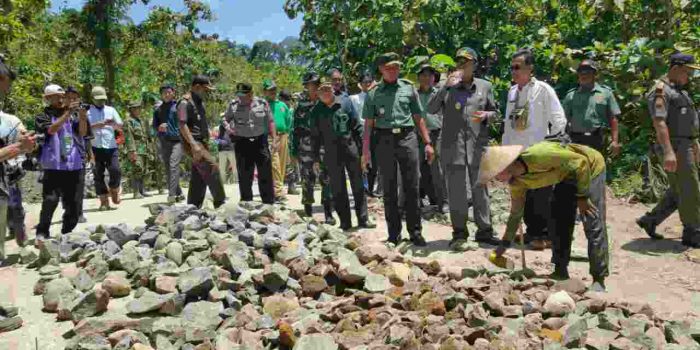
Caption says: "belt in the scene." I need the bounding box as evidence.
[571,130,602,137]
[376,127,415,135]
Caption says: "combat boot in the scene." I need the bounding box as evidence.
[409,232,427,247]
[304,204,313,217]
[637,216,663,240]
[550,266,570,281]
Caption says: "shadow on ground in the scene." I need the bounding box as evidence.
[621,238,689,256]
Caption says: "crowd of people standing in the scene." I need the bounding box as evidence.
[0,47,699,294]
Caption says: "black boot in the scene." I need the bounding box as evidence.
[636,216,663,240]
[409,232,427,247]
[139,181,151,197]
[550,265,570,280]
[304,204,313,217]
[324,203,336,226]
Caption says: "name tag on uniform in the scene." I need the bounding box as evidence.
[682,107,688,114]
[455,102,462,111]
[379,107,385,116]
[392,128,401,134]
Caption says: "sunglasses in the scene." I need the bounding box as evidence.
[510,65,524,71]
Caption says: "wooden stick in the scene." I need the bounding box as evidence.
[518,225,526,270]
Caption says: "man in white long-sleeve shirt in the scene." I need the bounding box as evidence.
[502,48,567,249]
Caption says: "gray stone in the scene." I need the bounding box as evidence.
[65,289,110,321]
[85,256,109,281]
[0,315,23,333]
[209,219,228,233]
[337,247,369,284]
[127,290,171,314]
[19,246,39,265]
[364,273,391,293]
[165,241,183,265]
[585,328,620,350]
[43,278,79,312]
[599,308,625,331]
[563,317,589,348]
[70,269,95,292]
[238,229,256,246]
[138,230,159,247]
[39,264,61,276]
[182,301,223,339]
[183,215,204,231]
[39,239,61,266]
[177,267,214,299]
[263,263,290,292]
[101,240,121,258]
[543,291,575,316]
[154,234,171,251]
[294,333,338,350]
[110,247,140,275]
[106,223,139,247]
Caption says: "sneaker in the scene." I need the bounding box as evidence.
[475,233,501,246]
[636,217,663,240]
[409,234,427,247]
[530,239,547,251]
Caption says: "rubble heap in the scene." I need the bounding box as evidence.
[14,201,700,350]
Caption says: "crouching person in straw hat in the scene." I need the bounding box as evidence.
[481,140,609,292]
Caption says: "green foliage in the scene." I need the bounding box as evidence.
[286,0,700,202]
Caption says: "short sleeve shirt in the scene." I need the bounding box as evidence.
[179,96,209,142]
[35,108,85,171]
[363,79,423,129]
[225,97,271,138]
[88,105,122,149]
[563,83,621,133]
[270,100,292,134]
[647,79,698,138]
[418,87,441,130]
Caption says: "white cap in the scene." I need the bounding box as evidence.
[43,84,65,97]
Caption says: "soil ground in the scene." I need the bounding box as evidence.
[1,183,699,349]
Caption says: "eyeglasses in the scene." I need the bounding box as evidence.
[510,65,523,71]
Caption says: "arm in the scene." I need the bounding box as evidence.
[47,109,73,135]
[266,103,277,141]
[410,86,434,162]
[78,109,89,137]
[427,83,448,115]
[562,92,573,132]
[608,92,622,154]
[649,84,676,171]
[178,101,201,153]
[502,188,526,243]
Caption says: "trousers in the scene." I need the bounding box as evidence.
[524,186,553,241]
[640,139,700,238]
[36,170,82,239]
[187,142,226,208]
[93,147,121,195]
[159,139,184,198]
[218,150,237,184]
[272,133,290,197]
[570,130,605,153]
[324,138,368,227]
[419,129,447,207]
[376,129,421,239]
[550,172,609,280]
[234,135,274,204]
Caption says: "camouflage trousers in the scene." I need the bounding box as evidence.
[550,172,609,280]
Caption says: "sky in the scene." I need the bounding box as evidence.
[49,0,303,46]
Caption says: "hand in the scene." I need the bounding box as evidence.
[362,154,370,172]
[663,151,677,173]
[693,141,700,164]
[78,108,88,119]
[192,146,204,162]
[446,70,463,87]
[105,119,114,126]
[577,197,599,219]
[158,123,168,133]
[313,162,320,173]
[68,101,81,112]
[424,144,435,164]
[472,111,491,122]
[18,132,36,153]
[128,152,137,163]
[611,141,621,157]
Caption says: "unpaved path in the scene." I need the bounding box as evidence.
[0,184,698,349]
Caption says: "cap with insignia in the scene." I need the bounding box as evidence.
[670,53,700,70]
[302,71,320,85]
[455,47,478,62]
[236,82,253,96]
[318,77,334,91]
[416,63,440,82]
[577,59,598,73]
[262,79,277,91]
[375,52,402,67]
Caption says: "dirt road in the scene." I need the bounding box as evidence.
[0,184,698,349]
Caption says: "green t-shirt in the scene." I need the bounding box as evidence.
[562,83,621,133]
[270,99,293,134]
[363,79,424,129]
[419,87,441,130]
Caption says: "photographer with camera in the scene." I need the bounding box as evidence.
[34,84,89,242]
[0,56,37,264]
[88,86,123,210]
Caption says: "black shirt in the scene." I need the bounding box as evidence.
[180,94,209,142]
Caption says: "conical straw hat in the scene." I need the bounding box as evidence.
[478,145,524,184]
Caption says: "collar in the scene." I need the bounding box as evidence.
[577,82,602,93]
[379,79,399,90]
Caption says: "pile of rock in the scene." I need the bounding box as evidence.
[14,201,700,349]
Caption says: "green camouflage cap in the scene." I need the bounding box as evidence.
[375,52,402,67]
[262,79,277,90]
[455,47,478,61]
[318,77,333,90]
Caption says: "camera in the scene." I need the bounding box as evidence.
[35,133,46,146]
[81,103,91,110]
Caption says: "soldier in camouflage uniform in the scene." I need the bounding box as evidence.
[124,100,153,199]
[291,71,335,224]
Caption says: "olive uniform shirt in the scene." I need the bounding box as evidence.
[418,87,441,130]
[363,79,424,129]
[563,83,621,133]
[308,100,362,160]
[646,77,699,139]
[504,141,605,241]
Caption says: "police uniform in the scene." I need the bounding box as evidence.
[291,73,333,221]
[428,74,498,243]
[309,88,369,229]
[563,83,621,152]
[179,91,227,208]
[637,73,700,247]
[363,56,426,244]
[224,94,275,204]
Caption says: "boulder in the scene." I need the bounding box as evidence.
[337,248,369,284]
[355,244,390,264]
[70,268,95,292]
[543,291,575,316]
[62,288,110,322]
[294,333,338,350]
[177,267,214,299]
[165,241,183,266]
[364,273,391,293]
[301,275,328,297]
[102,273,131,297]
[43,278,80,312]
[262,295,300,320]
[263,263,291,292]
[106,224,139,247]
